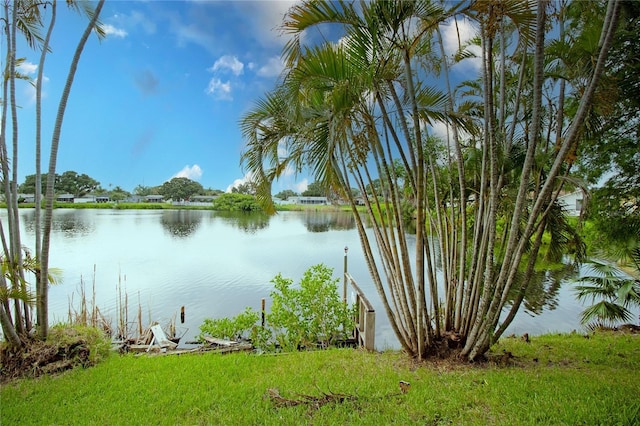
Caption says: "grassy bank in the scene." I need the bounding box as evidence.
[1,331,638,425]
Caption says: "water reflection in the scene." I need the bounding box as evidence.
[160,210,202,238]
[508,262,579,315]
[21,209,94,237]
[214,211,270,234]
[303,211,356,232]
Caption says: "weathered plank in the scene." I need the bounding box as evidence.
[150,324,178,349]
[203,336,238,346]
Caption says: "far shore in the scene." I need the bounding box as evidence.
[4,201,356,212]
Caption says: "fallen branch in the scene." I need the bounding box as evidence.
[264,386,356,414]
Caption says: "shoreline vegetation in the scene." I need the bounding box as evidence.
[1,330,638,425]
[6,201,356,212]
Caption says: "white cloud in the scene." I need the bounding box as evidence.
[17,61,37,75]
[293,178,309,194]
[429,121,450,141]
[102,24,128,38]
[282,165,295,178]
[205,78,232,100]
[277,140,288,159]
[172,164,203,181]
[233,1,299,47]
[226,172,255,193]
[293,179,308,194]
[428,121,470,143]
[210,55,244,76]
[16,61,46,104]
[174,22,215,50]
[257,56,284,78]
[112,11,156,35]
[439,17,482,72]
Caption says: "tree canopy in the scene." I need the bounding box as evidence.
[274,189,298,200]
[212,193,261,212]
[158,177,204,201]
[18,171,100,197]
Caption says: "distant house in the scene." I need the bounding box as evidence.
[74,195,96,203]
[145,195,164,203]
[289,196,329,205]
[56,194,75,203]
[126,195,144,203]
[18,194,35,203]
[190,195,217,204]
[557,190,585,217]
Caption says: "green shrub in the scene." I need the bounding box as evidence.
[267,264,356,351]
[198,264,355,352]
[211,193,261,212]
[198,307,262,341]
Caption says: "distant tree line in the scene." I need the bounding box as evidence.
[12,172,224,202]
[12,170,365,205]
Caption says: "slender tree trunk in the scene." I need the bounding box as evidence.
[36,0,57,262]
[1,0,27,335]
[1,302,21,347]
[39,0,105,339]
[436,26,468,332]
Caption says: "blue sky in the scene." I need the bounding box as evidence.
[10,0,479,194]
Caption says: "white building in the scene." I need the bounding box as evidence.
[288,196,330,205]
[557,190,585,217]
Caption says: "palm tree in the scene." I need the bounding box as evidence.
[1,0,47,344]
[574,258,640,328]
[240,0,621,361]
[0,0,105,345]
[39,0,105,339]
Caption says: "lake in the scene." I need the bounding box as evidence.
[6,208,597,349]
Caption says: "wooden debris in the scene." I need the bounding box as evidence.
[150,324,178,350]
[264,386,356,414]
[203,336,238,347]
[399,380,411,394]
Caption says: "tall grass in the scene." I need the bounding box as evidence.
[2,332,638,425]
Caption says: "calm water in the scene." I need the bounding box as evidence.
[6,209,597,348]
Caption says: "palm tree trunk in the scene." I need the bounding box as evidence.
[1,303,21,347]
[39,0,105,339]
[2,0,28,335]
[35,0,57,262]
[436,26,468,332]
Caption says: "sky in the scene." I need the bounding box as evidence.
[8,0,479,194]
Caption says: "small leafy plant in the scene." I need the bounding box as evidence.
[198,264,356,352]
[198,307,262,341]
[267,264,356,351]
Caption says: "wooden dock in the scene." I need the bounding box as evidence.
[344,273,376,351]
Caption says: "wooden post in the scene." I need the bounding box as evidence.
[343,246,348,303]
[180,306,185,324]
[349,275,376,351]
[261,298,266,327]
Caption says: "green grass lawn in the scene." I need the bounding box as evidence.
[2,332,638,425]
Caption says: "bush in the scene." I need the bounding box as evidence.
[267,264,355,351]
[197,264,355,352]
[198,307,262,341]
[212,193,261,212]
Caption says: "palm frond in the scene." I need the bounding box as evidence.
[579,300,633,326]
